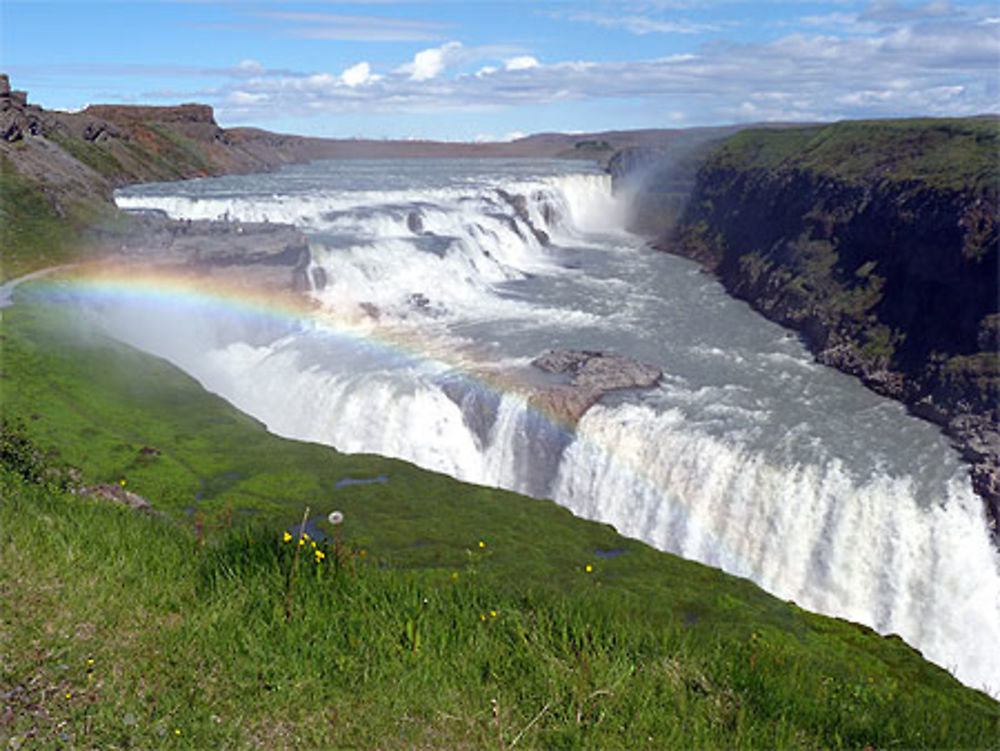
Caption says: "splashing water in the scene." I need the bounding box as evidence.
[47,157,996,695]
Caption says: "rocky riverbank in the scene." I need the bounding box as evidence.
[632,119,999,540]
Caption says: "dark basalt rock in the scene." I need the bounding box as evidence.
[656,121,1000,542]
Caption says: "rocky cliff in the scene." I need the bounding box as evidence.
[0,74,345,281]
[657,118,999,538]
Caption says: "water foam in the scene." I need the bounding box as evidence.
[553,402,1000,694]
[105,159,1000,696]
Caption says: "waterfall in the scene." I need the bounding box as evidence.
[104,158,1000,696]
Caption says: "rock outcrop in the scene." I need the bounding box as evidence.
[83,483,154,513]
[528,349,661,424]
[1,74,44,142]
[653,119,1000,539]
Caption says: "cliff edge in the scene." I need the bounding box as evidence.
[657,119,999,538]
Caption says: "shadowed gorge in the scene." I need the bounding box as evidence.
[629,119,999,538]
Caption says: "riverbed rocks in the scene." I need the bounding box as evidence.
[528,349,662,425]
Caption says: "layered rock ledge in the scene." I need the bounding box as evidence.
[527,349,662,425]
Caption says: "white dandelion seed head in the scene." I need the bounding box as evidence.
[328,510,345,525]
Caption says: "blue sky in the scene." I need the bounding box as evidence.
[2,1,997,140]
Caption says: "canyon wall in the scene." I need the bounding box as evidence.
[645,119,999,536]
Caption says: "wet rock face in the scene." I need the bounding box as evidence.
[529,349,661,425]
[660,122,999,543]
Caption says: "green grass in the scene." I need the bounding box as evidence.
[0,159,77,282]
[711,118,999,191]
[2,297,999,748]
[0,157,123,283]
[47,132,130,184]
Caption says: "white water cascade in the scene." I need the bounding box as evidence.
[104,158,1000,696]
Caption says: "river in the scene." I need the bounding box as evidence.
[102,157,1000,694]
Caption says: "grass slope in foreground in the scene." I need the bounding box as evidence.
[2,299,998,749]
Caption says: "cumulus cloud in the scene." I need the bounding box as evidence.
[399,41,464,81]
[340,61,380,87]
[168,6,999,131]
[229,91,267,105]
[235,59,263,75]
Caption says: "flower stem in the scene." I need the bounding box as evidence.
[285,505,310,621]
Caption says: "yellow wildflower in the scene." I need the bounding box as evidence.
[490,610,497,618]
[480,613,486,621]
[283,532,292,543]
[315,550,325,562]
[298,538,305,546]
[585,564,593,573]
[478,540,486,549]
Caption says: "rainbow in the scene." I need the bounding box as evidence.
[6,259,768,581]
[10,259,1000,697]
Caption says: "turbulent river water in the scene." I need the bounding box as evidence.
[107,158,999,694]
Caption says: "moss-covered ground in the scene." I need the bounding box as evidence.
[2,296,998,748]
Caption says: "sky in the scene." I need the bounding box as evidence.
[1,0,998,141]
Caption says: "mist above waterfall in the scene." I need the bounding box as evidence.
[101,158,1000,695]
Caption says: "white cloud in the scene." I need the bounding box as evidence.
[400,41,464,81]
[235,59,263,74]
[340,61,380,87]
[229,91,267,105]
[303,73,338,90]
[504,56,540,71]
[860,0,957,23]
[164,8,999,131]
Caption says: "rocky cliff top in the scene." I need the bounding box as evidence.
[82,103,216,126]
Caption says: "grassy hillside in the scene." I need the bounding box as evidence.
[2,295,998,748]
[708,118,999,191]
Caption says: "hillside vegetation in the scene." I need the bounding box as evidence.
[2,288,999,748]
